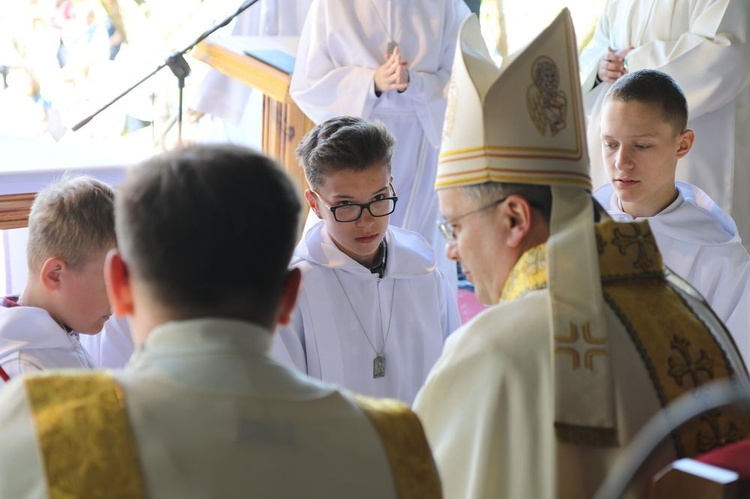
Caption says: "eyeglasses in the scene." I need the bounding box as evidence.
[437,196,508,243]
[314,184,398,223]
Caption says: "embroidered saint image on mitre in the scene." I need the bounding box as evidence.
[437,10,617,444]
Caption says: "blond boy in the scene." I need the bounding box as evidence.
[0,175,115,378]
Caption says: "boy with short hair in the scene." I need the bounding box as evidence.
[272,115,460,404]
[0,144,441,497]
[594,69,750,359]
[0,174,116,378]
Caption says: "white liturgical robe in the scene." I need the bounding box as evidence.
[579,0,750,241]
[595,182,750,361]
[0,319,434,498]
[0,305,94,379]
[290,0,470,242]
[414,220,750,499]
[79,315,135,369]
[272,222,460,404]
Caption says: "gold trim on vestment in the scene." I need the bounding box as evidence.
[501,243,547,302]
[354,395,442,499]
[25,373,146,499]
[498,218,750,452]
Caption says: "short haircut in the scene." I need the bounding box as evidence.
[116,144,301,325]
[27,174,116,271]
[296,116,396,189]
[461,182,552,224]
[604,69,688,133]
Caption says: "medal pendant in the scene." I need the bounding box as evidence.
[387,41,398,56]
[373,355,386,378]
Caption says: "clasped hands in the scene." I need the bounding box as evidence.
[374,46,409,95]
[598,46,634,84]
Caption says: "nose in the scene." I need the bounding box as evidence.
[445,240,460,261]
[615,146,635,171]
[356,208,376,226]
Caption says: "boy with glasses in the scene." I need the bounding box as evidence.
[272,116,460,404]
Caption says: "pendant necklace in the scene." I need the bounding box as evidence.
[371,0,401,56]
[333,269,396,378]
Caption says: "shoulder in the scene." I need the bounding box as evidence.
[15,372,146,496]
[0,376,42,496]
[440,292,551,369]
[592,184,617,211]
[0,306,53,332]
[655,183,742,246]
[23,372,121,410]
[386,227,438,277]
[350,393,424,430]
[0,306,67,347]
[0,372,123,444]
[349,393,441,499]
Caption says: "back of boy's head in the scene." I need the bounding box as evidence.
[116,144,301,325]
[605,69,688,134]
[295,116,396,189]
[27,174,116,272]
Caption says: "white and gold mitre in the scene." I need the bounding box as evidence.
[439,10,616,444]
[436,9,590,190]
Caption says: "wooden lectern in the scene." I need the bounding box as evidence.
[193,36,315,200]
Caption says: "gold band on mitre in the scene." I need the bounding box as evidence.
[438,10,614,442]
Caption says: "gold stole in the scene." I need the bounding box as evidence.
[501,218,750,456]
[25,373,146,499]
[354,395,442,498]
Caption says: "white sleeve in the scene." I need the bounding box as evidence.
[289,2,379,123]
[625,0,750,119]
[578,6,613,92]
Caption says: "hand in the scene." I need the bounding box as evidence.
[597,46,634,83]
[374,46,409,94]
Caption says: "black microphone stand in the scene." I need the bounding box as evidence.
[71,0,261,144]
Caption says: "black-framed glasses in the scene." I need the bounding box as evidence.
[437,196,508,243]
[314,184,398,223]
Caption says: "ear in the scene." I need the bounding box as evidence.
[502,195,535,249]
[39,257,64,291]
[104,249,134,317]
[304,189,322,219]
[676,129,694,159]
[276,268,301,326]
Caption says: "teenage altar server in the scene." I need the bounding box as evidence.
[413,12,750,499]
[290,0,470,249]
[273,116,460,404]
[0,175,115,379]
[579,0,750,242]
[594,69,750,361]
[0,144,440,498]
